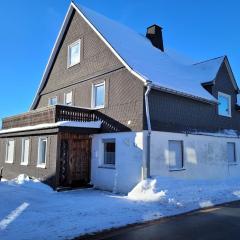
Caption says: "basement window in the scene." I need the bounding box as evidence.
[227,142,236,164]
[103,139,116,166]
[5,140,15,164]
[168,140,184,170]
[37,137,47,168]
[218,92,231,117]
[21,138,30,165]
[67,39,81,68]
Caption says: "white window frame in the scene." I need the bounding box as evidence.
[101,139,116,168]
[67,39,81,68]
[92,82,105,109]
[37,137,47,168]
[48,96,58,106]
[168,140,184,171]
[64,91,73,106]
[21,138,30,166]
[5,139,15,164]
[218,92,231,117]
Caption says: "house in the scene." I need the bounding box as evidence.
[0,2,240,193]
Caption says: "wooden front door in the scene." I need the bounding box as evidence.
[69,139,91,186]
[59,134,91,187]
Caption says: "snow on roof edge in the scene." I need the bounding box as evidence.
[0,121,102,134]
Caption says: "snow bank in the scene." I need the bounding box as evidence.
[128,178,166,202]
[128,176,240,208]
[3,174,52,192]
[1,175,240,240]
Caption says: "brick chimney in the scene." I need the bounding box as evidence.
[146,25,164,51]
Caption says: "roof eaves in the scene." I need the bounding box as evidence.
[151,83,217,105]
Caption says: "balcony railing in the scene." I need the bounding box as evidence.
[2,105,129,132]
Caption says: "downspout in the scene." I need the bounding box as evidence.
[144,82,152,179]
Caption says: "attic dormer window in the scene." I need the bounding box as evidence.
[67,39,81,68]
[218,92,231,117]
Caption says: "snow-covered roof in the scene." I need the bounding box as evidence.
[77,4,225,102]
[0,121,101,134]
[31,2,238,109]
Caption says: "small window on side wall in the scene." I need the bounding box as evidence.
[103,139,116,166]
[168,140,184,170]
[5,140,15,163]
[218,92,231,117]
[37,137,47,168]
[48,96,57,106]
[67,39,81,68]
[21,138,30,165]
[64,91,73,106]
[92,82,105,109]
[227,142,236,164]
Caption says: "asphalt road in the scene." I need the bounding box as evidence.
[81,201,240,240]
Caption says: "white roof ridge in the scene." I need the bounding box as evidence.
[193,55,225,66]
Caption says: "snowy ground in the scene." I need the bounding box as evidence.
[1,175,240,240]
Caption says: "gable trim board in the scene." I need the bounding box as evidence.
[30,2,231,110]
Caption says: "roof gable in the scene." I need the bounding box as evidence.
[31,2,238,109]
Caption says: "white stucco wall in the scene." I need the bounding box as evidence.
[150,131,240,180]
[91,132,143,193]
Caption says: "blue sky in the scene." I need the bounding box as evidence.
[0,0,239,123]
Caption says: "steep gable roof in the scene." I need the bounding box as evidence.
[194,56,239,90]
[31,2,238,109]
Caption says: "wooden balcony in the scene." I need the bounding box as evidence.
[2,105,129,132]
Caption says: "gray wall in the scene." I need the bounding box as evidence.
[35,11,145,132]
[0,134,58,186]
[148,63,240,133]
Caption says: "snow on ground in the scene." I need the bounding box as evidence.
[1,175,240,240]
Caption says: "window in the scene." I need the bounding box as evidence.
[103,139,116,165]
[67,40,81,67]
[218,92,231,117]
[48,96,57,106]
[168,140,184,170]
[21,139,30,165]
[227,142,236,163]
[64,91,73,106]
[37,137,47,167]
[92,82,105,108]
[5,140,15,163]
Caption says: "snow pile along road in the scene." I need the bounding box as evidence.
[1,175,240,240]
[128,176,240,207]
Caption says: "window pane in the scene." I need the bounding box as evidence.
[39,139,47,165]
[95,84,104,107]
[65,92,72,106]
[227,142,236,163]
[218,94,230,116]
[6,140,14,163]
[69,42,80,66]
[169,141,183,170]
[49,97,57,106]
[104,142,115,165]
[22,139,29,164]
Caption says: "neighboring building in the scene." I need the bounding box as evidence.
[0,2,240,193]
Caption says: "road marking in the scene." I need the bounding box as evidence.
[0,202,29,230]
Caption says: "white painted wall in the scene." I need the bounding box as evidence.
[150,131,240,180]
[91,132,143,193]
